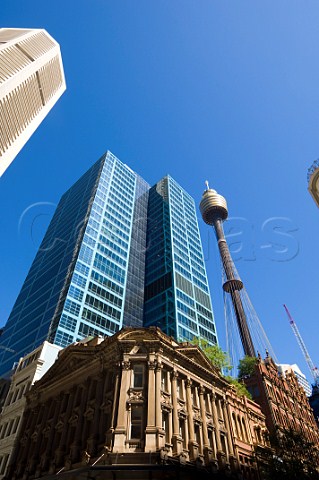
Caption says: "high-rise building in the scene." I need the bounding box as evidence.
[144,176,217,344]
[0,28,66,176]
[277,363,312,397]
[0,152,217,378]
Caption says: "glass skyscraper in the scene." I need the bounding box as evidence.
[0,152,217,378]
[144,176,217,344]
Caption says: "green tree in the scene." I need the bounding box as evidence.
[255,428,319,480]
[191,338,253,399]
[224,375,252,399]
[191,337,232,371]
[238,355,257,378]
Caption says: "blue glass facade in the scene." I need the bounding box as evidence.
[0,153,217,378]
[0,152,149,377]
[144,176,217,345]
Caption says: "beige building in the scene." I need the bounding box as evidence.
[0,28,66,176]
[7,328,268,480]
[0,341,61,478]
[307,159,319,207]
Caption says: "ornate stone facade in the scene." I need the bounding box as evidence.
[244,353,319,445]
[6,328,269,479]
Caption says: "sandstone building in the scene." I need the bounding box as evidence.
[244,353,319,444]
[0,342,61,478]
[7,328,268,479]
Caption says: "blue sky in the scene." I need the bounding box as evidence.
[1,1,319,383]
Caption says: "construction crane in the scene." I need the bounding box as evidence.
[283,304,319,388]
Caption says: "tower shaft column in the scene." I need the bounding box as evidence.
[213,219,255,358]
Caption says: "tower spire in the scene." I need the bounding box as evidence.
[199,185,256,357]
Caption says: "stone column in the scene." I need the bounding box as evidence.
[145,357,157,451]
[185,378,197,460]
[155,363,162,428]
[222,399,234,458]
[33,402,52,476]
[199,386,214,465]
[70,384,88,462]
[56,389,76,465]
[105,369,119,443]
[48,394,65,474]
[211,393,222,453]
[87,374,104,455]
[17,407,39,465]
[155,362,165,450]
[113,360,131,452]
[199,387,209,447]
[171,370,182,455]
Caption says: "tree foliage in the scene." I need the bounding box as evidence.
[255,428,319,480]
[224,375,252,399]
[191,337,232,371]
[238,355,257,378]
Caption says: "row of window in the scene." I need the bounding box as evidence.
[3,382,31,407]
[0,416,21,440]
[82,308,120,333]
[88,281,122,308]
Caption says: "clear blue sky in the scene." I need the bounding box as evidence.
[1,1,319,383]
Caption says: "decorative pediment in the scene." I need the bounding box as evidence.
[34,347,97,389]
[176,346,217,373]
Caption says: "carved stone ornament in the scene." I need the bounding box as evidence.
[101,399,113,412]
[161,402,173,412]
[30,430,39,441]
[128,389,144,402]
[178,408,188,419]
[83,405,95,420]
[81,450,91,465]
[148,360,157,370]
[185,378,192,388]
[122,360,131,370]
[171,370,178,380]
[42,425,51,437]
[55,419,64,432]
[194,412,202,424]
[68,413,79,427]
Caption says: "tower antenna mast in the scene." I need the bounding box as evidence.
[283,304,319,387]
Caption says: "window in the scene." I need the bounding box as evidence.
[220,433,227,454]
[133,365,144,388]
[0,454,9,475]
[130,406,143,439]
[162,411,170,443]
[161,370,168,391]
[176,378,183,399]
[179,418,187,448]
[195,424,201,452]
[208,429,215,450]
[192,387,198,407]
